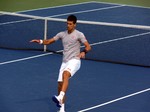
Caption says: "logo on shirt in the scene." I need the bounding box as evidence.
[71,35,76,39]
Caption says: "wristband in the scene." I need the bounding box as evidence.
[82,49,88,54]
[39,39,43,44]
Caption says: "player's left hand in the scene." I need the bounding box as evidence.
[78,52,86,59]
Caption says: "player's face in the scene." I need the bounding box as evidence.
[67,21,76,33]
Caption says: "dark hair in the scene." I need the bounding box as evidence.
[67,15,77,24]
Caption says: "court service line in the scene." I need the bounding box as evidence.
[78,88,150,112]
[16,1,96,13]
[93,1,150,9]
[90,31,150,46]
[0,19,34,25]
[0,52,53,65]
[48,5,125,18]
[0,50,63,65]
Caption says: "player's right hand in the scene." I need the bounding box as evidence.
[30,39,40,43]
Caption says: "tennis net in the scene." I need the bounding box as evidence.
[0,11,150,67]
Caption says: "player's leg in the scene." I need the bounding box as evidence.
[58,82,66,112]
[58,71,70,102]
[55,71,71,112]
[52,62,66,108]
[58,81,67,103]
[58,82,63,95]
[61,71,71,93]
[52,59,81,111]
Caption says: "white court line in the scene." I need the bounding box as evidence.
[93,1,150,9]
[0,52,53,65]
[0,19,34,25]
[16,1,96,13]
[78,88,150,112]
[0,50,63,65]
[48,5,125,18]
[90,31,150,46]
[79,31,150,49]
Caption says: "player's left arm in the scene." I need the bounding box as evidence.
[79,41,91,59]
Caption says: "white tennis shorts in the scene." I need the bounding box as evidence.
[57,59,81,82]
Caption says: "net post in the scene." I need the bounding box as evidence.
[44,19,48,52]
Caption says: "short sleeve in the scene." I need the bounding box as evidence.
[53,32,63,41]
[78,32,87,43]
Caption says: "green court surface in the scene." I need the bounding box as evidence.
[0,0,150,12]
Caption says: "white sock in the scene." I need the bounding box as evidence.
[58,91,65,100]
[60,103,65,111]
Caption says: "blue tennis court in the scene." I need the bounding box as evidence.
[0,1,150,112]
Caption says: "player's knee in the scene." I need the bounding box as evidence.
[63,71,71,80]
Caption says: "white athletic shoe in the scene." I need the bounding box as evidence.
[52,95,62,107]
[57,110,65,112]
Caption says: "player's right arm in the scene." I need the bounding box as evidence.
[30,38,55,45]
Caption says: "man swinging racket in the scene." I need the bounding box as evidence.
[30,15,91,112]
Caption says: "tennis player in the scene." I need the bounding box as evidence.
[30,15,91,112]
